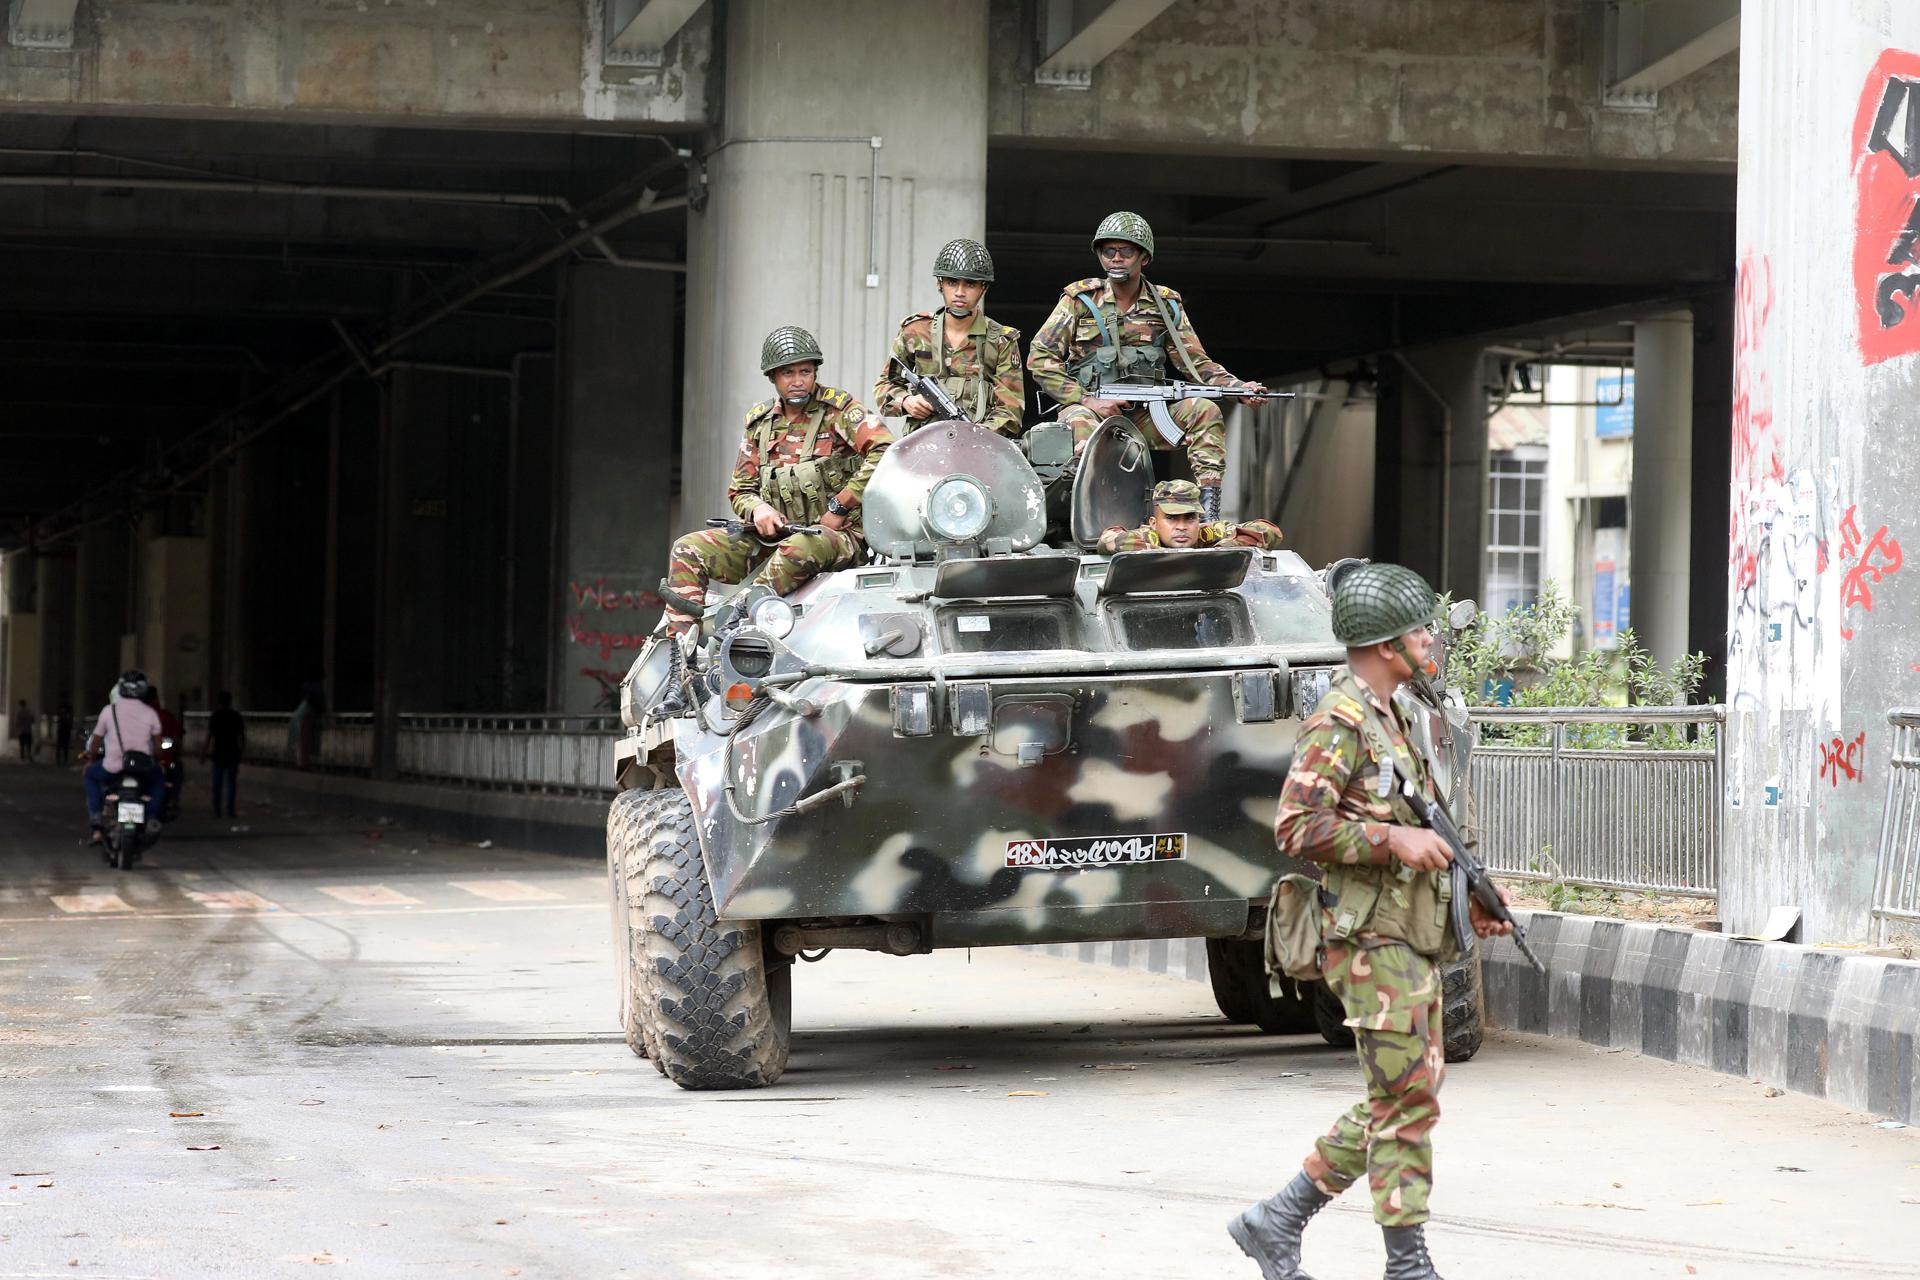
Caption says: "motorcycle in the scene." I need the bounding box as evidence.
[100,750,163,870]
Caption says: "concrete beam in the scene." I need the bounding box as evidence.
[1607,0,1741,106]
[7,0,78,49]
[1034,0,1179,89]
[605,0,704,67]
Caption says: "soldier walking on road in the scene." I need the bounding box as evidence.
[661,327,893,637]
[1026,211,1266,521]
[871,239,1025,437]
[1230,563,1513,1280]
[1095,479,1285,553]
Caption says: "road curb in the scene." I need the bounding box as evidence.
[1023,910,1920,1124]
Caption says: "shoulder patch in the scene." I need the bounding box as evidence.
[1154,284,1186,304]
[899,311,935,330]
[1321,692,1367,730]
[1063,276,1106,297]
[746,400,772,421]
[817,386,852,407]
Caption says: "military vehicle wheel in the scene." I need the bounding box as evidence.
[1203,938,1258,1023]
[630,788,790,1090]
[1440,957,1484,1064]
[607,788,661,1067]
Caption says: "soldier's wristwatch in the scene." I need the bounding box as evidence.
[825,495,852,518]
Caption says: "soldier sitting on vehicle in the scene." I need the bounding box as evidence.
[871,238,1025,437]
[1026,211,1267,521]
[1096,480,1285,554]
[660,326,893,638]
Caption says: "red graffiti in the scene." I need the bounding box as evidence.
[569,578,663,612]
[1732,251,1777,479]
[1819,731,1868,787]
[567,615,648,661]
[1833,504,1903,638]
[1854,49,1920,365]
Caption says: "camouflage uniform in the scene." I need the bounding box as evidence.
[872,311,1026,438]
[1097,519,1285,554]
[1275,671,1450,1227]
[1026,276,1237,486]
[664,387,892,627]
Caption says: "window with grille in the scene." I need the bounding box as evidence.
[1485,447,1546,618]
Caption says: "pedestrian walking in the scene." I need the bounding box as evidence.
[202,691,246,818]
[54,694,74,766]
[14,698,33,761]
[1229,563,1514,1280]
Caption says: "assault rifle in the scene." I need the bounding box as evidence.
[706,516,823,545]
[1392,767,1547,973]
[893,358,972,424]
[1089,378,1297,446]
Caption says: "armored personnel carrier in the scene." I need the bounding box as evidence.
[607,416,1481,1089]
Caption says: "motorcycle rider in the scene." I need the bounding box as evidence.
[80,671,164,844]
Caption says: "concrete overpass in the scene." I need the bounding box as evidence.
[0,0,1911,945]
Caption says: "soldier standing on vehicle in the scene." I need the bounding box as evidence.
[871,239,1025,437]
[1026,211,1266,521]
[1229,563,1512,1280]
[661,326,893,637]
[1095,480,1285,553]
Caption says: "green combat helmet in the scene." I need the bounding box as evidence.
[932,238,994,283]
[760,325,824,374]
[1092,210,1155,258]
[1331,561,1440,698]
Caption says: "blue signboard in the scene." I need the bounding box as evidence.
[1595,371,1634,439]
[1593,561,1617,645]
[1617,583,1631,636]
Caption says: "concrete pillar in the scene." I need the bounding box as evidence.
[681,0,989,515]
[552,265,674,714]
[72,511,130,707]
[2,552,41,735]
[36,552,75,715]
[1628,313,1694,666]
[1689,290,1733,697]
[1725,3,1920,941]
[139,535,211,712]
[1377,344,1488,602]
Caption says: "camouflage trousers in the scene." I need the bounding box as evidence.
[1059,398,1226,486]
[1301,938,1445,1226]
[663,525,863,629]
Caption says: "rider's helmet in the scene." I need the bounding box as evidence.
[115,669,151,701]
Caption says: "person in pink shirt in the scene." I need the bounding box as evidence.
[80,670,163,841]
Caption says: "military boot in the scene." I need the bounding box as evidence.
[1381,1224,1443,1280]
[1199,484,1221,522]
[1227,1172,1330,1280]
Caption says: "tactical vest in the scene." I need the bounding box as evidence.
[1065,280,1206,391]
[754,395,861,526]
[922,313,992,424]
[1316,673,1456,959]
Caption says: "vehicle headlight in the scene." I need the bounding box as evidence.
[749,595,796,639]
[923,476,992,542]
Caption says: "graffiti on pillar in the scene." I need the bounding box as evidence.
[1818,731,1867,787]
[1854,49,1920,365]
[1732,250,1777,483]
[1833,504,1904,640]
[564,576,662,707]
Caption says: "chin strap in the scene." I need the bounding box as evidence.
[1389,635,1440,705]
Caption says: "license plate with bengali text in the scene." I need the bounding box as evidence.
[1005,832,1186,871]
[117,801,145,824]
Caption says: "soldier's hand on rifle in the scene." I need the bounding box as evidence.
[1468,884,1517,938]
[1082,396,1128,417]
[1385,826,1452,873]
[751,503,788,539]
[1237,380,1269,408]
[901,393,936,420]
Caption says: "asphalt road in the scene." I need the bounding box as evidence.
[2,762,1917,1280]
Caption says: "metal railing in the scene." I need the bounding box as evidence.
[1466,705,1724,897]
[183,711,374,772]
[1872,708,1920,942]
[395,714,617,795]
